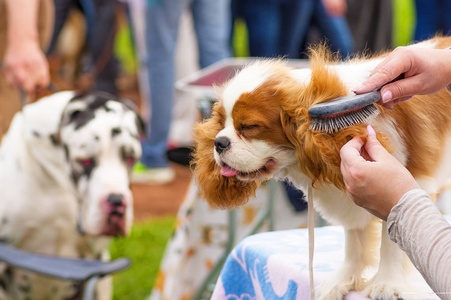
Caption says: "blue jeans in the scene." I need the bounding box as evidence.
[142,0,231,168]
[232,0,284,57]
[279,0,315,58]
[279,0,353,59]
[48,0,119,94]
[415,0,451,41]
[310,0,354,58]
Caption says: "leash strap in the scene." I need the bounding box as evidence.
[308,186,315,299]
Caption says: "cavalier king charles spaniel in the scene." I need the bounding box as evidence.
[193,37,451,299]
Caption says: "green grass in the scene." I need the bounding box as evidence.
[109,216,176,300]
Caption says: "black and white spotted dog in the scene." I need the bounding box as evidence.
[0,91,144,299]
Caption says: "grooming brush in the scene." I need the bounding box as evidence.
[308,74,404,133]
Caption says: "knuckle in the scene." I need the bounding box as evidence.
[377,67,392,78]
[393,46,408,54]
[348,166,365,183]
[391,83,406,98]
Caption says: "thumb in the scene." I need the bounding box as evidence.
[364,125,392,161]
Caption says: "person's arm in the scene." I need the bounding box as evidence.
[388,189,451,299]
[353,47,451,110]
[340,127,451,297]
[3,0,50,93]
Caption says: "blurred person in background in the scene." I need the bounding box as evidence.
[289,0,354,59]
[47,0,119,94]
[132,0,231,185]
[231,0,353,59]
[414,0,451,41]
[0,0,54,141]
[346,0,392,52]
[231,0,281,57]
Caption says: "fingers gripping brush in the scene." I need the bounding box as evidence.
[308,74,404,133]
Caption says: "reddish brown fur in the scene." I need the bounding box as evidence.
[193,38,451,209]
[192,103,260,209]
[380,91,451,179]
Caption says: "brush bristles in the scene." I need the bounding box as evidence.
[309,104,380,134]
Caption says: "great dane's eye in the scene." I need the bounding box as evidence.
[79,158,94,167]
[76,158,96,177]
[125,157,135,166]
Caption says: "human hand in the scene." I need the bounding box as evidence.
[3,38,50,93]
[321,0,347,16]
[339,125,419,220]
[353,47,451,110]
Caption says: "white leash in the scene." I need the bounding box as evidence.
[308,186,315,299]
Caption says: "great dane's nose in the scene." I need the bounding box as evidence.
[107,193,124,207]
[214,137,231,154]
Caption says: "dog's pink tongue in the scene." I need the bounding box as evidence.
[220,164,240,177]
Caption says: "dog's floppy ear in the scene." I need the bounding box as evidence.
[118,98,147,140]
[192,104,260,209]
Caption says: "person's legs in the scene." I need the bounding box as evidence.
[85,0,119,94]
[414,0,439,41]
[442,0,451,36]
[311,0,354,59]
[139,0,184,173]
[191,0,232,68]
[279,0,315,58]
[240,0,280,57]
[46,0,75,55]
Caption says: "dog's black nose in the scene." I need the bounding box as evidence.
[214,137,231,154]
[107,193,124,206]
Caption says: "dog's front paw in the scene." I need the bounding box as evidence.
[316,273,365,300]
[362,277,409,300]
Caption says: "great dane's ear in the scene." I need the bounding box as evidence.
[54,102,86,145]
[60,101,87,128]
[120,98,147,139]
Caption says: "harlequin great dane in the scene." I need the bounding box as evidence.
[0,91,144,300]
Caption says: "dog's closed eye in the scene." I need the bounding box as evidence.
[239,124,260,131]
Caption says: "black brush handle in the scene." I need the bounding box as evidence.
[308,73,405,118]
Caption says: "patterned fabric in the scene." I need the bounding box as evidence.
[150,178,450,300]
[149,180,309,300]
[212,226,439,300]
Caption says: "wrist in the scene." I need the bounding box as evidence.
[8,31,39,47]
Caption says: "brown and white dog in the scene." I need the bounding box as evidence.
[193,37,451,299]
[0,91,143,299]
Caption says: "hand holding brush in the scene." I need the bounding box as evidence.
[353,46,451,110]
[309,46,451,133]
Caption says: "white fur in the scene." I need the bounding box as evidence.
[0,92,141,299]
[214,42,451,299]
[222,62,273,113]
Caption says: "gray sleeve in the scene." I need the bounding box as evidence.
[387,189,451,299]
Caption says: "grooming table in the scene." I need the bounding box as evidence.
[211,221,449,300]
[0,242,130,300]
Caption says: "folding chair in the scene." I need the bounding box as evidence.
[0,242,130,300]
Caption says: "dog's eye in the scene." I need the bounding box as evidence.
[125,157,136,166]
[240,124,259,131]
